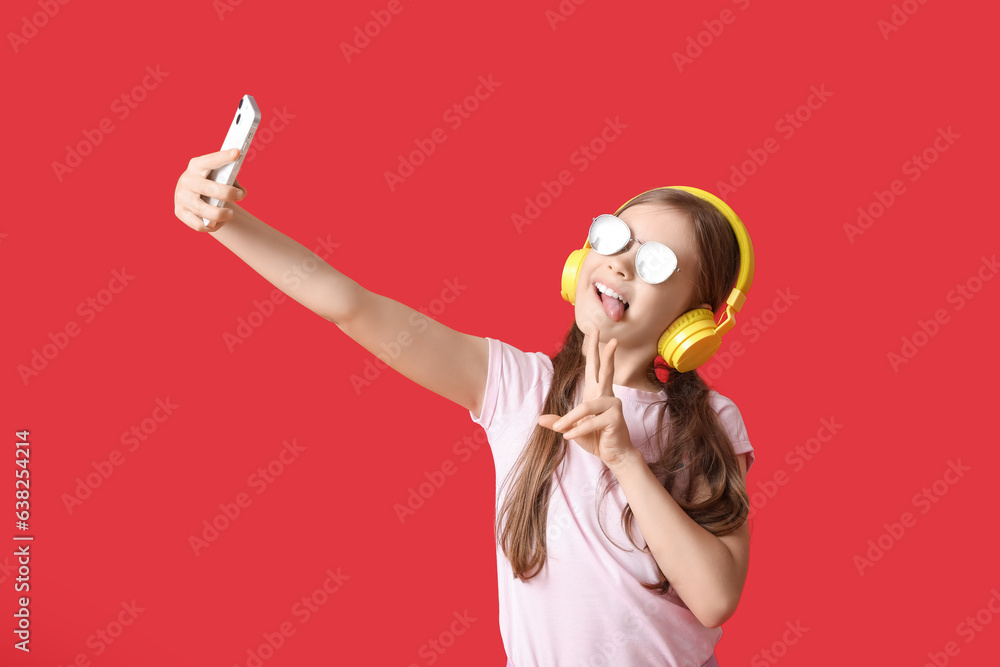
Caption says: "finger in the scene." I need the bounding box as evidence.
[189,148,241,176]
[184,170,242,203]
[601,338,617,394]
[590,329,601,384]
[186,192,234,228]
[582,331,594,383]
[180,207,223,233]
[537,414,563,431]
[561,412,611,442]
[188,189,233,219]
[551,407,588,431]
[233,178,246,200]
[551,397,616,431]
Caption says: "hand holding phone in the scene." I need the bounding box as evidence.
[201,95,261,226]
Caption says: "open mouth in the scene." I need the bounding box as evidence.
[594,283,629,322]
[594,283,629,310]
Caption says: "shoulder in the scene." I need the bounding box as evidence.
[488,337,554,387]
[707,388,742,413]
[706,390,749,434]
[474,337,555,430]
[706,389,755,474]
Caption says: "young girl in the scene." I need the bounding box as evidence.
[174,148,756,667]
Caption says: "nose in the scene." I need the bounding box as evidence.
[605,242,637,279]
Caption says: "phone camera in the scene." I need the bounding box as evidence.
[236,113,241,125]
[238,98,243,109]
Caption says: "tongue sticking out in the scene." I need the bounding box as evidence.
[601,293,625,322]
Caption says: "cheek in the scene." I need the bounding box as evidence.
[575,254,598,299]
[574,286,610,334]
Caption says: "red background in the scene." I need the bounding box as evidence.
[3,0,999,665]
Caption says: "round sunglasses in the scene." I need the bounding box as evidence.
[588,214,697,286]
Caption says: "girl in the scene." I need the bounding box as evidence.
[173,148,756,667]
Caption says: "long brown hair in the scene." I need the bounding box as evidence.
[494,187,750,594]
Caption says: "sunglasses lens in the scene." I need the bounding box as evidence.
[636,243,677,284]
[588,215,630,255]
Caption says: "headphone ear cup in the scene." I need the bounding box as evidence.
[561,248,589,304]
[657,308,722,373]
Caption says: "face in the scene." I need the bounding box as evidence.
[574,202,706,356]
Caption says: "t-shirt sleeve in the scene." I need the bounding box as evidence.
[468,337,552,440]
[712,393,755,475]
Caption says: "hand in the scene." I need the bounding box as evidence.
[173,148,248,233]
[538,330,637,467]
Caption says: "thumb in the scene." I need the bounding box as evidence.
[538,414,562,430]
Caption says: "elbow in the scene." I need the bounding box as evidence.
[698,552,746,627]
[695,610,724,630]
[695,611,726,630]
[321,274,364,325]
[695,593,739,629]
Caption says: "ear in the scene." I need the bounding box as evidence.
[699,302,712,311]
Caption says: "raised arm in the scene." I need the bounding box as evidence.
[173,149,490,417]
[332,286,489,418]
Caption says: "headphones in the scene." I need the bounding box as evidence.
[560,186,755,372]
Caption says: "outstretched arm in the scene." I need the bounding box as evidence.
[173,149,490,417]
[211,201,357,322]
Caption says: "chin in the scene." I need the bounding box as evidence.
[574,303,608,337]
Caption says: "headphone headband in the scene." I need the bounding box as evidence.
[559,185,757,369]
[609,186,755,335]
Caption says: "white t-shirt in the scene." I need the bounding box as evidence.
[469,337,755,667]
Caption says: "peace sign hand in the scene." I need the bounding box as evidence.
[538,331,638,468]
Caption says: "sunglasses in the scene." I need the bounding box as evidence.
[588,214,697,286]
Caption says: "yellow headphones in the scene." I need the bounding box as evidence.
[560,186,755,372]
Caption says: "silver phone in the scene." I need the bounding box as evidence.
[201,94,261,226]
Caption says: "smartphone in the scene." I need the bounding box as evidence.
[201,94,261,226]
